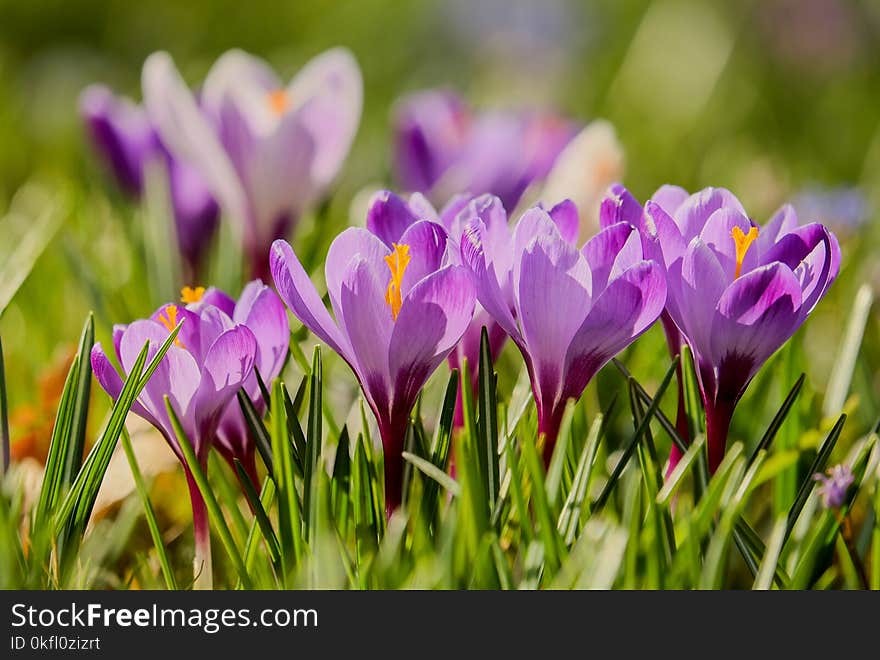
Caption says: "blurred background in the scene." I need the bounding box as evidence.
[2,0,880,461]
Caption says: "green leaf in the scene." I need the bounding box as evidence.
[62,314,94,490]
[402,451,461,496]
[593,358,678,510]
[748,373,805,466]
[476,327,500,516]
[233,458,281,565]
[120,428,177,589]
[785,414,847,540]
[823,283,872,418]
[304,346,323,541]
[271,379,304,581]
[237,389,274,477]
[558,411,606,544]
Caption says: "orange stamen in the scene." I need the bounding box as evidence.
[731,225,759,279]
[267,89,291,116]
[157,305,184,348]
[384,243,411,321]
[180,286,205,304]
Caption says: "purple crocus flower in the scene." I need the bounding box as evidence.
[142,48,362,279]
[270,222,476,514]
[91,288,258,587]
[636,185,841,472]
[79,84,220,276]
[460,197,667,463]
[365,190,508,425]
[392,89,577,212]
[813,464,854,509]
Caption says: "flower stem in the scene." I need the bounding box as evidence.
[186,468,212,590]
[705,399,735,474]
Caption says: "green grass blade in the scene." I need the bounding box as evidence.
[785,414,846,539]
[233,458,281,565]
[120,428,177,589]
[593,358,677,510]
[748,373,805,466]
[237,389,275,477]
[304,347,323,541]
[558,412,605,544]
[402,451,461,496]
[62,314,95,489]
[165,396,252,589]
[656,435,706,505]
[271,379,304,581]
[477,327,500,516]
[823,284,872,418]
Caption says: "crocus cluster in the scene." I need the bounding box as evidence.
[80,84,220,277]
[91,281,287,586]
[602,184,840,472]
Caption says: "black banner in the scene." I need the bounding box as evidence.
[0,590,875,656]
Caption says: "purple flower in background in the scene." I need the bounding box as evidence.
[91,288,258,587]
[175,282,291,487]
[80,84,220,276]
[461,197,667,463]
[143,48,362,278]
[392,89,577,212]
[270,222,476,514]
[365,190,508,426]
[813,464,854,509]
[640,186,840,472]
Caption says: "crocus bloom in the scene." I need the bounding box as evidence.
[392,89,577,212]
[460,197,667,463]
[813,464,854,509]
[143,48,362,278]
[270,222,476,513]
[638,186,840,471]
[80,84,220,276]
[91,289,257,587]
[365,190,508,425]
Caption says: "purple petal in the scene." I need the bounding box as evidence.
[149,304,202,360]
[514,218,592,408]
[270,239,351,360]
[79,84,158,196]
[398,220,449,296]
[288,48,362,189]
[581,222,642,293]
[389,265,476,412]
[337,256,394,413]
[325,228,389,319]
[564,260,666,400]
[547,199,580,244]
[142,52,248,236]
[366,190,420,246]
[460,218,522,345]
[650,184,689,215]
[234,280,290,381]
[709,263,803,394]
[200,287,236,317]
[91,343,160,429]
[599,183,643,230]
[673,187,746,242]
[167,158,219,267]
[643,201,686,268]
[698,207,755,276]
[392,90,468,193]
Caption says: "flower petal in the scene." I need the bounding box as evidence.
[270,239,351,360]
[142,52,248,237]
[564,260,666,400]
[200,287,236,317]
[673,187,746,242]
[581,222,642,293]
[698,207,755,276]
[389,265,476,413]
[650,184,689,215]
[398,220,449,296]
[547,199,580,244]
[365,190,420,246]
[325,227,389,319]
[234,280,290,382]
[91,343,160,429]
[288,47,363,189]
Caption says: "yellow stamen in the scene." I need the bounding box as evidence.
[267,89,291,116]
[731,225,759,279]
[180,286,205,304]
[384,243,411,321]
[157,305,184,348]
